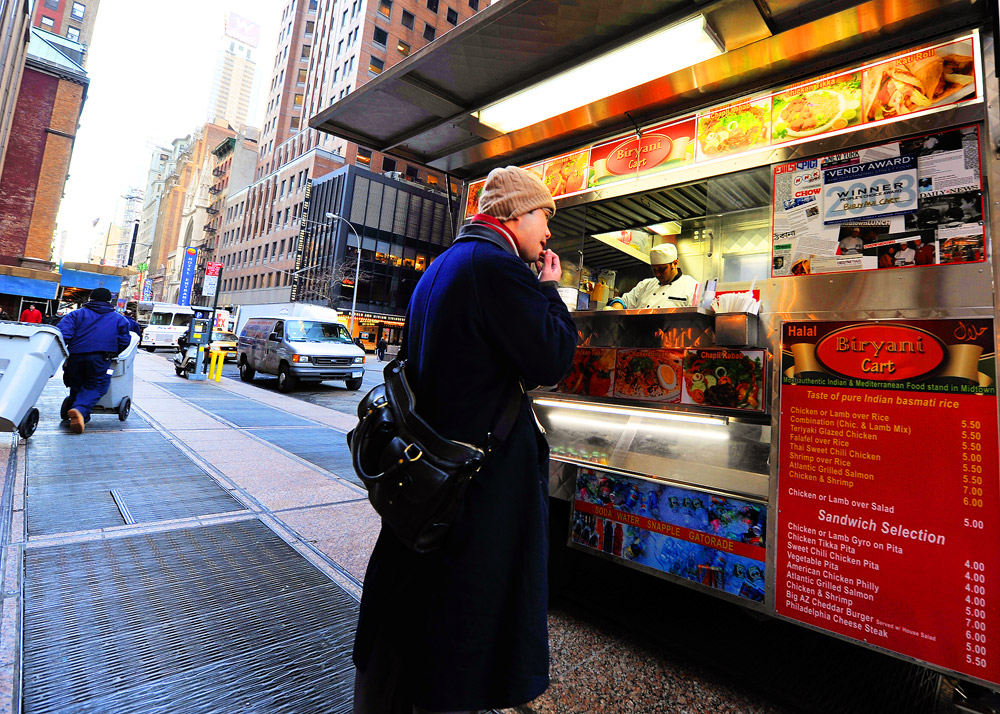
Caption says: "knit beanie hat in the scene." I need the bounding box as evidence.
[90,287,113,302]
[477,166,557,221]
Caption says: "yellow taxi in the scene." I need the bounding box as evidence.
[210,330,239,361]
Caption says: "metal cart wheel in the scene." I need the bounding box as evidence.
[60,395,72,420]
[118,397,131,421]
[17,408,39,439]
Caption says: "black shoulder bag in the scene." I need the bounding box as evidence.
[347,329,521,554]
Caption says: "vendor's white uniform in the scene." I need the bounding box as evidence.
[618,243,698,309]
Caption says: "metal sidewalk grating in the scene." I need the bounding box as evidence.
[248,427,360,486]
[26,431,245,535]
[23,519,358,714]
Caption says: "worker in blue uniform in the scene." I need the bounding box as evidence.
[57,287,131,434]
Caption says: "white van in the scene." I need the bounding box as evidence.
[237,316,365,392]
[137,302,195,352]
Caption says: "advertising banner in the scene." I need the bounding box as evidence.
[177,247,198,307]
[573,468,767,602]
[772,125,984,276]
[202,261,223,297]
[776,319,1000,684]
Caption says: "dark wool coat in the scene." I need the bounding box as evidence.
[353,221,577,711]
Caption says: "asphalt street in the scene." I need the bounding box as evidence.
[154,349,390,417]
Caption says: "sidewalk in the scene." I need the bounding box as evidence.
[0,352,957,714]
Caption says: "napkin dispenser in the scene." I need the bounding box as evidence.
[715,312,762,348]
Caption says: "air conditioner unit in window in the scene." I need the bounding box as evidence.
[384,171,403,180]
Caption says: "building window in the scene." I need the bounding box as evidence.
[469,0,479,9]
[297,68,307,85]
[290,115,300,130]
[309,0,318,11]
[382,157,397,172]
[427,0,438,12]
[66,26,80,42]
[405,165,419,180]
[357,148,373,166]
[397,40,410,56]
[40,15,55,29]
[71,1,85,20]
[337,40,343,56]
[446,7,458,24]
[423,24,435,41]
[369,56,384,75]
[301,45,311,60]
[427,174,439,185]
[294,94,303,106]
[373,26,388,47]
[377,0,392,18]
[305,20,315,35]
[333,67,339,82]
[401,9,414,29]
[44,0,58,8]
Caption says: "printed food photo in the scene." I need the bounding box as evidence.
[772,74,863,141]
[558,348,617,397]
[681,350,765,410]
[613,349,684,402]
[862,41,975,122]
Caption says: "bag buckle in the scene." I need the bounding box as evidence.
[367,397,388,415]
[402,443,423,462]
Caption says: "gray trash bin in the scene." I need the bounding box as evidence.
[74,331,138,421]
[0,323,68,438]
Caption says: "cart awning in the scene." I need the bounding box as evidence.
[59,269,123,294]
[309,0,985,179]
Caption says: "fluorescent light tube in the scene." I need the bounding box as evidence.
[476,14,724,134]
[533,398,728,426]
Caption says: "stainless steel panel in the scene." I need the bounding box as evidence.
[536,400,771,500]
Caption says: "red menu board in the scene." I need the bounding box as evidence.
[776,318,1000,684]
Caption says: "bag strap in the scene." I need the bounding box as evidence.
[397,305,522,456]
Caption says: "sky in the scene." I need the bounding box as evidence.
[56,0,283,262]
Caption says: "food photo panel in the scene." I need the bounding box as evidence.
[613,348,684,402]
[681,349,766,411]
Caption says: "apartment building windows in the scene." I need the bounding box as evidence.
[342,10,348,27]
[423,24,435,41]
[294,94,303,107]
[373,26,388,47]
[40,15,54,29]
[369,57,384,75]
[43,0,58,8]
[66,26,80,41]
[297,68,307,85]
[71,1,85,20]
[397,39,411,56]
[405,165,419,180]
[378,0,392,18]
[401,9,414,28]
[357,148,373,166]
[446,7,458,24]
[427,0,438,11]
[469,0,479,9]
[305,20,315,35]
[382,157,397,172]
[301,45,311,60]
[309,0,318,11]
[337,39,343,56]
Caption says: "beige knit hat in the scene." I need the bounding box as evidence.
[477,166,557,221]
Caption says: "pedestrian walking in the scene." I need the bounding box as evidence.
[352,166,576,713]
[376,336,387,361]
[19,303,42,323]
[56,287,131,434]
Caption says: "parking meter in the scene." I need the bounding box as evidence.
[187,318,212,380]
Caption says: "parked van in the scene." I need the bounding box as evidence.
[137,302,195,352]
[237,316,365,392]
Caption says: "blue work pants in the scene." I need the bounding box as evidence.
[63,353,112,421]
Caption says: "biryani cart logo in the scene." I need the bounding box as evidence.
[815,324,946,380]
[606,134,672,174]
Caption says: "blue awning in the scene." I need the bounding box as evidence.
[59,269,123,293]
[0,274,59,300]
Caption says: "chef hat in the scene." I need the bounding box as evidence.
[649,243,678,265]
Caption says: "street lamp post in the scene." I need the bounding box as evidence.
[325,212,362,335]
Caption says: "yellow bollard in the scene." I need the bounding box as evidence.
[209,350,224,382]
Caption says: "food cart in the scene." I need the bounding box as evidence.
[311,0,1000,691]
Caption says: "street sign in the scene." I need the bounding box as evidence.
[202,261,223,297]
[178,247,199,306]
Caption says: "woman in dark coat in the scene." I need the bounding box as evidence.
[353,166,577,713]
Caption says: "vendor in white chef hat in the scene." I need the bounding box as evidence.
[608,242,699,309]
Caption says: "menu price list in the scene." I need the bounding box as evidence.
[777,387,1000,684]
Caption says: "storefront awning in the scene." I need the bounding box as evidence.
[0,273,59,301]
[59,269,123,293]
[310,0,985,179]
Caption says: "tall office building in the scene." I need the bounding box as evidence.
[215,0,483,314]
[31,0,100,66]
[208,12,259,131]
